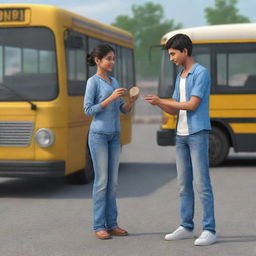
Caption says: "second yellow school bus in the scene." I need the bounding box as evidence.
[157,23,256,166]
[0,4,135,183]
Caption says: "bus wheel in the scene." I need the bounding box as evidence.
[67,147,94,184]
[209,126,229,167]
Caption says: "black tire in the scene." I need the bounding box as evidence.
[209,126,230,167]
[67,146,94,185]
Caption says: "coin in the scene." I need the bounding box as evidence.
[129,87,140,97]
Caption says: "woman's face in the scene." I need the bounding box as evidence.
[96,51,115,72]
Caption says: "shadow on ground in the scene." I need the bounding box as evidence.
[221,156,256,167]
[118,162,176,197]
[216,235,256,244]
[0,162,177,199]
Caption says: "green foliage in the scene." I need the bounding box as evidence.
[205,0,250,25]
[112,2,181,79]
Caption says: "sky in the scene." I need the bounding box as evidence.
[0,0,255,28]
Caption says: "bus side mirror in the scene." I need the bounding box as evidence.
[66,36,83,49]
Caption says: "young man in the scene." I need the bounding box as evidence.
[145,34,216,246]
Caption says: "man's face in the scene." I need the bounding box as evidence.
[168,48,187,66]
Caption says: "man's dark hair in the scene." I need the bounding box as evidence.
[165,33,193,56]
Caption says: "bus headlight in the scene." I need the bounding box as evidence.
[34,128,55,148]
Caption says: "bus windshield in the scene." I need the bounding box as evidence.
[158,50,175,98]
[0,27,58,101]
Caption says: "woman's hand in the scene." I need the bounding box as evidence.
[122,93,138,113]
[100,88,127,109]
[129,95,139,104]
[110,88,127,101]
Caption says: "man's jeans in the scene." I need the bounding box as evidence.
[88,131,120,232]
[176,130,216,234]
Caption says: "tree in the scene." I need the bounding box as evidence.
[205,0,250,25]
[112,2,181,79]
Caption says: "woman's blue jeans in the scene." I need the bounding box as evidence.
[88,131,120,232]
[176,130,216,234]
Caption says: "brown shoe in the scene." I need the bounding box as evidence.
[108,227,128,236]
[95,230,112,240]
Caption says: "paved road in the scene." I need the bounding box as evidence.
[1,124,256,256]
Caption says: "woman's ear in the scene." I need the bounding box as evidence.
[95,57,100,65]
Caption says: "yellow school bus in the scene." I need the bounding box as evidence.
[0,4,135,183]
[157,23,256,166]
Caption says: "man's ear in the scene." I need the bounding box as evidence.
[183,48,188,56]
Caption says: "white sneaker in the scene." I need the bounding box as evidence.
[194,231,217,246]
[165,226,194,241]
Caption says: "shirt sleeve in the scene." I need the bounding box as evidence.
[172,79,179,101]
[83,78,103,116]
[112,77,129,114]
[119,97,129,114]
[190,69,210,99]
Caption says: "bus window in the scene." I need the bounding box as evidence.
[158,50,175,98]
[216,43,256,93]
[105,43,122,86]
[122,47,134,88]
[5,46,22,76]
[115,45,122,87]
[23,49,38,73]
[65,31,87,96]
[193,46,211,72]
[0,27,57,101]
[217,53,227,86]
[217,53,256,88]
[0,46,2,82]
[40,50,56,73]
[88,37,101,77]
[68,49,76,80]
[193,45,212,90]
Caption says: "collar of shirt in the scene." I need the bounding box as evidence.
[177,63,199,78]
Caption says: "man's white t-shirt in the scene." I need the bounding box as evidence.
[177,77,189,136]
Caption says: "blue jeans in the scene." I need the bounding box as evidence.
[176,130,216,234]
[88,131,120,232]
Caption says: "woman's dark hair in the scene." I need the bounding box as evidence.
[165,33,193,56]
[87,44,115,66]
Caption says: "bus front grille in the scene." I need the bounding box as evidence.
[0,121,34,147]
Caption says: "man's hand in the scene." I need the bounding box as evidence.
[144,94,161,105]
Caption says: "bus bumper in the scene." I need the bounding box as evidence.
[157,129,176,146]
[0,160,65,177]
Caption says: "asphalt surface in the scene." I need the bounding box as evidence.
[1,123,256,256]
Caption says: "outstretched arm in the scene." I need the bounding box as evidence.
[144,94,201,114]
[122,95,138,112]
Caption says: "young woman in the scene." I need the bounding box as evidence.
[84,44,137,240]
